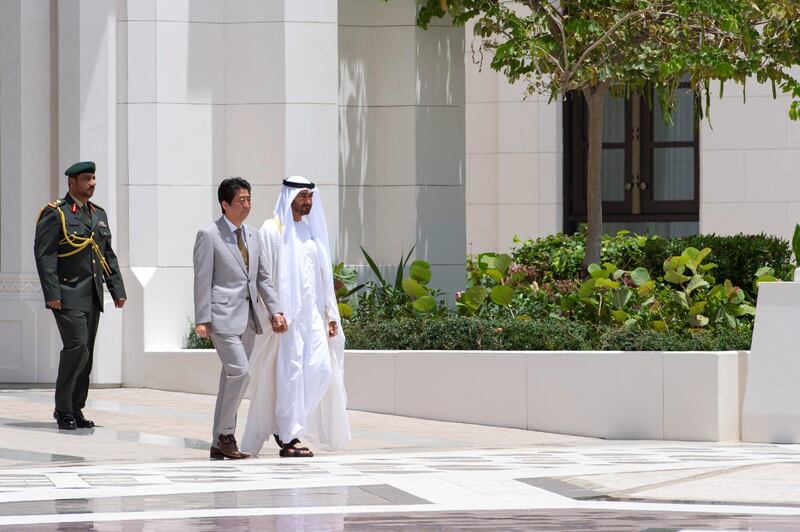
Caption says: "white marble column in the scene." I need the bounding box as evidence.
[283,0,340,247]
[57,0,122,385]
[117,1,342,383]
[338,0,466,297]
[0,0,57,382]
[58,0,118,212]
[0,0,54,275]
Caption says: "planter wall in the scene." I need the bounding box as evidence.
[143,348,747,442]
[743,281,800,443]
[345,350,746,442]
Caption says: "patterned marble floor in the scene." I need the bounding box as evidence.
[1,389,799,530]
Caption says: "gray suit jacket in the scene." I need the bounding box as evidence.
[193,216,280,335]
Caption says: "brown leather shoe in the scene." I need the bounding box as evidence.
[214,434,251,459]
[210,445,251,460]
[210,446,225,460]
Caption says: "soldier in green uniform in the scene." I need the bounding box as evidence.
[33,161,127,430]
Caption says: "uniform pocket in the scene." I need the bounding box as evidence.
[66,222,83,236]
[60,275,79,287]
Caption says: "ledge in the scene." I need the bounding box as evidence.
[140,349,748,442]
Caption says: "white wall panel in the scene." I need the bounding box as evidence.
[465,103,498,154]
[285,104,339,184]
[364,107,412,186]
[124,0,155,21]
[498,205,538,248]
[415,26,465,106]
[700,150,746,203]
[498,153,538,205]
[127,185,158,267]
[285,0,337,23]
[396,352,527,429]
[157,185,217,267]
[126,103,157,186]
[537,204,561,238]
[498,102,538,154]
[224,23,284,104]
[527,352,663,439]
[416,106,465,186]
[156,22,224,104]
[467,154,499,205]
[125,21,156,102]
[155,0,223,22]
[467,205,499,254]
[537,152,562,204]
[225,105,285,186]
[226,0,282,23]
[0,321,25,379]
[156,104,225,186]
[368,27,416,106]
[339,105,377,187]
[285,23,338,104]
[702,97,789,151]
[701,202,788,236]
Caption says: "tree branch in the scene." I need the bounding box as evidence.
[565,8,653,83]
[540,1,570,69]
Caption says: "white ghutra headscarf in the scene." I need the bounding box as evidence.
[273,176,335,325]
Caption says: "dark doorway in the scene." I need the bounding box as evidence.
[563,81,700,237]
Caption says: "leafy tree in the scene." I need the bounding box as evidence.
[415,0,800,268]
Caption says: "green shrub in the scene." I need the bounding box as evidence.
[562,247,757,331]
[512,230,664,283]
[596,326,751,351]
[343,317,751,352]
[512,231,792,301]
[511,232,586,281]
[352,246,449,321]
[344,317,505,350]
[643,233,792,297]
[497,319,597,350]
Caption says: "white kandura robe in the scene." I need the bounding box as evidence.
[241,218,350,455]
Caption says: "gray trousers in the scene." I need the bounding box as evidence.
[209,318,256,442]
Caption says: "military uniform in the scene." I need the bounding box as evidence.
[33,164,126,429]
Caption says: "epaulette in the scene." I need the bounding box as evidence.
[36,200,62,225]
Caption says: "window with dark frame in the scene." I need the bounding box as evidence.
[563,80,700,237]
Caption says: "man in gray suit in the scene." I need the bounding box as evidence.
[193,177,287,460]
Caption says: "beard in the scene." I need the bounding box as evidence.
[294,205,312,216]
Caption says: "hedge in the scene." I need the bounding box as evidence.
[343,317,752,352]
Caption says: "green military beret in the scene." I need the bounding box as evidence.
[64,161,96,176]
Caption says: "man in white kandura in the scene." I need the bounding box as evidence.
[241,176,350,457]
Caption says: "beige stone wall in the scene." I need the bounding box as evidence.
[464,23,564,255]
[699,78,800,241]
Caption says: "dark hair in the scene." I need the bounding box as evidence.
[218,177,251,214]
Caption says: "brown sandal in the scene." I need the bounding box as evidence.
[279,439,313,458]
[274,435,310,451]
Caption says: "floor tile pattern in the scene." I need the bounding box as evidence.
[2,388,800,530]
